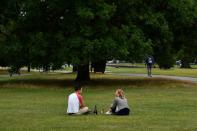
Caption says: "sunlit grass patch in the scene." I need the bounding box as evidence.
[106,66,197,78]
[0,73,196,131]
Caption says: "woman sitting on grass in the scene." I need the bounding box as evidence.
[106,89,130,115]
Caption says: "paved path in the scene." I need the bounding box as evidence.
[107,73,197,83]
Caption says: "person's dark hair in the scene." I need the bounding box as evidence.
[74,83,82,91]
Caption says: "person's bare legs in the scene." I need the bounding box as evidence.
[77,107,89,115]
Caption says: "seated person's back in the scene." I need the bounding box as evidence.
[67,84,89,115]
[106,89,130,115]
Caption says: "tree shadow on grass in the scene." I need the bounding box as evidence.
[0,79,74,88]
[87,77,185,88]
[0,76,187,89]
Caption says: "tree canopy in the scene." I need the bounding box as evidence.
[0,0,196,80]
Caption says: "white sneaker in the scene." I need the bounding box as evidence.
[105,111,112,115]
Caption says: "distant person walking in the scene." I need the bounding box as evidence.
[145,55,154,77]
[106,89,130,115]
[67,84,89,115]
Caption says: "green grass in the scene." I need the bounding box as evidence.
[0,69,34,75]
[106,66,197,78]
[191,64,197,68]
[107,63,147,67]
[107,63,197,68]
[0,73,197,131]
[0,69,9,75]
[1,64,197,78]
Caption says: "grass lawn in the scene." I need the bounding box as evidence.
[0,73,197,131]
[0,69,33,75]
[1,64,197,78]
[106,66,197,78]
[0,69,9,75]
[191,64,197,68]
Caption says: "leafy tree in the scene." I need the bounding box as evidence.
[165,0,197,68]
[1,0,196,81]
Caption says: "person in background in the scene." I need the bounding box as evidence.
[106,89,130,115]
[145,55,154,77]
[67,84,89,115]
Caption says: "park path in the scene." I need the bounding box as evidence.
[107,73,197,84]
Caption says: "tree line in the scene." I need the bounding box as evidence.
[0,0,196,81]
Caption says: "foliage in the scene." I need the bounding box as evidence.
[0,0,196,80]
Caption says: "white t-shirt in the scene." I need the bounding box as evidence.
[67,93,79,113]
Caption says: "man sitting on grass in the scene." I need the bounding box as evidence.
[67,84,89,115]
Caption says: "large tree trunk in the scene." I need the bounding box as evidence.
[43,65,50,72]
[181,58,191,68]
[72,64,78,72]
[76,64,90,81]
[27,64,31,72]
[92,60,106,73]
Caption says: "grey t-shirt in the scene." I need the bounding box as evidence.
[111,97,130,112]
